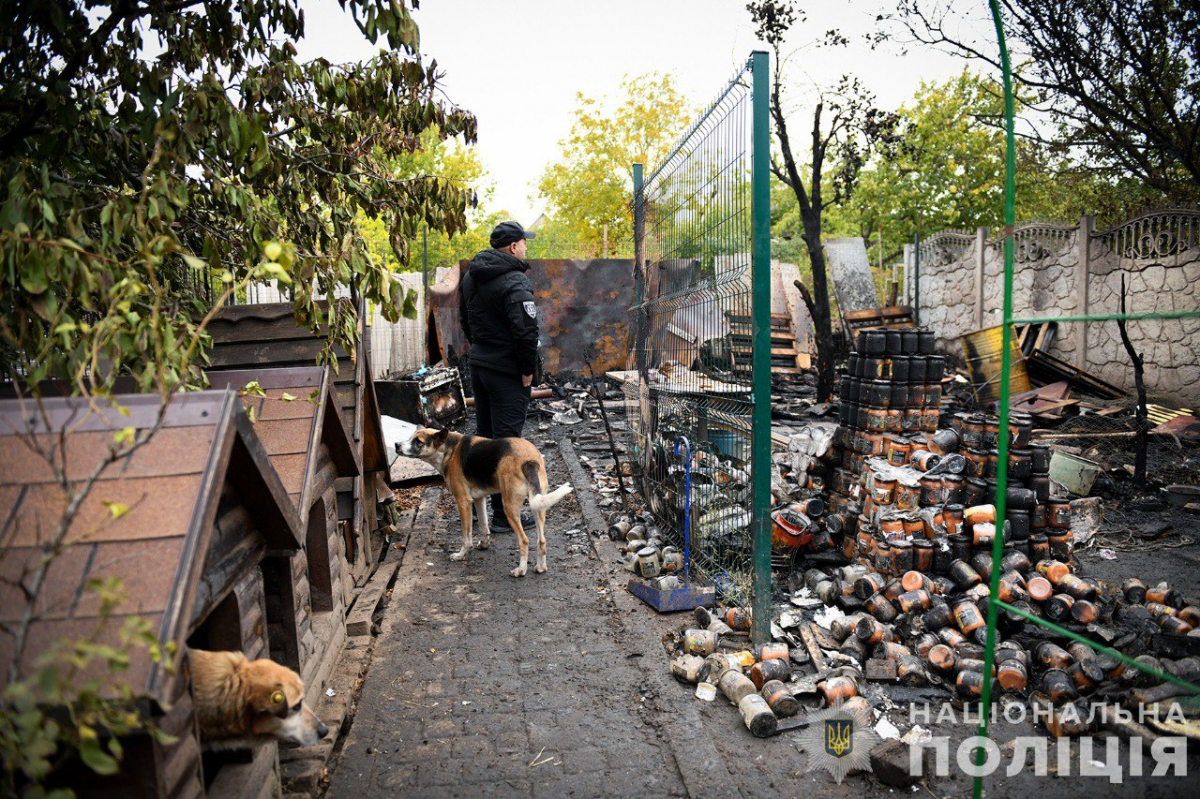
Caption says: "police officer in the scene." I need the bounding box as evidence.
[459,220,540,532]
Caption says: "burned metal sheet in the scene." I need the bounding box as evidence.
[429,259,635,375]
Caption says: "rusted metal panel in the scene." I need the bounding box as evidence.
[429,258,635,374]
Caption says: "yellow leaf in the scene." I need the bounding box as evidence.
[280,392,297,402]
[102,501,129,520]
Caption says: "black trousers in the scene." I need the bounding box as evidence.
[471,365,531,523]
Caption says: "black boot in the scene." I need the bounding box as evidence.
[489,495,536,533]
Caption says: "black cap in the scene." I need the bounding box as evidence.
[490,220,537,248]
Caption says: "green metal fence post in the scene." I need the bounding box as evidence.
[750,50,773,646]
[974,2,1015,796]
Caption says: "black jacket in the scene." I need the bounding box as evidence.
[459,249,540,377]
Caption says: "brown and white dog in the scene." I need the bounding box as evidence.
[398,428,573,577]
[189,649,328,748]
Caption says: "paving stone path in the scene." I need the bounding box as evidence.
[326,452,685,798]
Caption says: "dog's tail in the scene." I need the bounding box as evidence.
[523,461,573,512]
[529,482,573,512]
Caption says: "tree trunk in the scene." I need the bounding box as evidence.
[1116,275,1147,486]
[800,209,837,402]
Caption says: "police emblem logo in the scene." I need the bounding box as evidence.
[798,701,878,784]
[824,718,854,758]
[523,301,537,318]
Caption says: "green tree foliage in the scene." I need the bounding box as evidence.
[0,0,476,396]
[897,0,1200,202]
[775,70,1167,273]
[536,73,693,258]
[358,125,495,274]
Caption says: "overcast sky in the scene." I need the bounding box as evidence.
[296,1,980,224]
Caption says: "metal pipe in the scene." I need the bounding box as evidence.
[465,388,552,406]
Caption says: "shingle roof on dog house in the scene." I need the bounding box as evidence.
[205,366,361,527]
[0,390,302,704]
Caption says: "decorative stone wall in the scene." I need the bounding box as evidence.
[912,229,977,358]
[912,210,1200,406]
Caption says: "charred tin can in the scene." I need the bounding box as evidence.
[1058,573,1097,601]
[912,632,940,658]
[1044,593,1075,622]
[956,669,985,698]
[1146,582,1184,607]
[761,679,800,718]
[943,504,966,535]
[913,540,935,572]
[1046,527,1075,559]
[855,571,887,600]
[1029,533,1050,562]
[819,675,859,704]
[636,547,661,579]
[895,483,920,511]
[948,559,982,589]
[725,608,753,631]
[919,475,946,505]
[1027,575,1053,602]
[943,476,964,504]
[1041,668,1079,704]
[923,604,955,631]
[1122,577,1148,604]
[1047,500,1072,529]
[1036,642,1073,670]
[704,653,741,684]
[898,655,928,686]
[856,616,890,644]
[927,643,957,674]
[865,593,899,623]
[1067,658,1105,690]
[898,589,933,614]
[997,658,1028,692]
[750,658,792,689]
[953,599,986,634]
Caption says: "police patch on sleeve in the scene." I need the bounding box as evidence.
[523,301,537,318]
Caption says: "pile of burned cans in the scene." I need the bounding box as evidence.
[802,559,1199,733]
[670,608,802,738]
[837,328,947,473]
[828,328,1057,568]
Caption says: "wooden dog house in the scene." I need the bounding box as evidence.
[206,302,390,590]
[204,366,361,705]
[0,390,303,798]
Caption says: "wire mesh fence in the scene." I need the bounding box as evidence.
[625,55,770,614]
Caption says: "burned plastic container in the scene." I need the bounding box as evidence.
[719,670,758,704]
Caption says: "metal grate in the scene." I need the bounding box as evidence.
[625,53,772,630]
